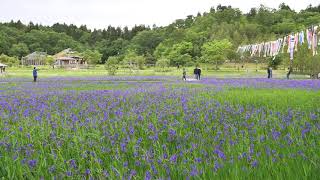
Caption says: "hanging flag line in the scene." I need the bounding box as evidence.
[237,25,320,60]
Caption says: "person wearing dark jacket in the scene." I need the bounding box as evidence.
[198,68,202,80]
[286,67,292,80]
[182,68,187,81]
[33,67,39,82]
[194,67,198,80]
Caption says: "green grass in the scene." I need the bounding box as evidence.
[214,87,320,112]
[0,64,292,78]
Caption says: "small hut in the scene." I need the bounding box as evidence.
[0,63,7,73]
[54,48,87,68]
[55,56,87,68]
[22,52,47,66]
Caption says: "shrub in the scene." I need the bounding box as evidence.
[156,58,170,72]
[105,56,119,75]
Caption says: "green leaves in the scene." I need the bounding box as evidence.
[45,56,55,65]
[9,43,29,58]
[130,30,164,55]
[123,51,146,70]
[1,4,320,67]
[201,39,232,69]
[156,58,170,71]
[105,56,120,75]
[168,42,193,66]
[0,54,19,66]
[82,50,102,65]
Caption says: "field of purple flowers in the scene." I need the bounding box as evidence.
[0,77,319,179]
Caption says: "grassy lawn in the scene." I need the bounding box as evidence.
[1,64,309,79]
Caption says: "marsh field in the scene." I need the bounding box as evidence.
[0,76,319,179]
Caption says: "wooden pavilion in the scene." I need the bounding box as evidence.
[21,52,47,66]
[54,48,87,69]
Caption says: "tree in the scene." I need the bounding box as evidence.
[201,39,232,70]
[0,54,19,66]
[145,53,157,66]
[210,7,216,13]
[268,55,283,69]
[45,56,55,66]
[215,6,242,24]
[131,25,150,38]
[227,49,241,64]
[156,58,170,71]
[134,55,146,70]
[293,42,320,77]
[309,55,320,78]
[122,26,131,40]
[130,30,163,55]
[9,43,29,59]
[154,42,171,59]
[123,51,146,70]
[0,33,11,55]
[180,54,193,66]
[89,29,103,45]
[0,4,320,68]
[26,22,39,32]
[279,3,292,11]
[272,22,296,34]
[168,41,193,66]
[248,8,257,18]
[97,38,129,63]
[256,5,275,30]
[82,50,102,65]
[105,56,119,75]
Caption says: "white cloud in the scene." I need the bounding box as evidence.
[0,0,319,29]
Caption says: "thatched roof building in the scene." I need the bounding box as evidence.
[22,52,47,66]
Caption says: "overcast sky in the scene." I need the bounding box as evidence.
[0,0,319,29]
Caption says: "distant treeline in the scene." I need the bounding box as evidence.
[0,3,320,68]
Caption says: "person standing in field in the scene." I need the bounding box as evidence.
[194,67,198,80]
[286,67,292,79]
[182,68,187,81]
[33,67,39,82]
[267,67,271,78]
[198,67,202,80]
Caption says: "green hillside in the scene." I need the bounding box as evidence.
[0,3,320,72]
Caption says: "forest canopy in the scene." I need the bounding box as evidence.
[0,3,320,71]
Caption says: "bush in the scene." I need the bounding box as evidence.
[105,56,119,75]
[186,61,195,67]
[45,56,55,66]
[309,55,320,78]
[136,56,146,70]
[123,51,146,70]
[0,54,19,66]
[268,55,283,70]
[156,58,170,72]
